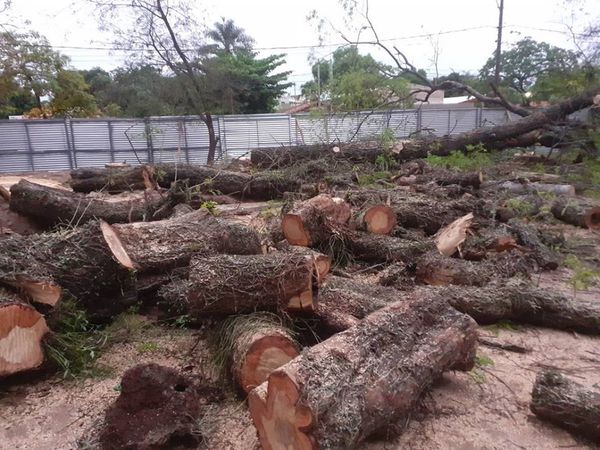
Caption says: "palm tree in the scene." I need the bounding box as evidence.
[206,18,254,55]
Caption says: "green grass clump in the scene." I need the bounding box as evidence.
[426,148,493,171]
[563,254,600,296]
[505,198,536,217]
[357,171,390,186]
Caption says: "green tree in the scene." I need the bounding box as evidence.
[0,31,68,109]
[532,66,600,101]
[50,70,98,117]
[206,18,254,55]
[480,37,580,95]
[204,52,291,114]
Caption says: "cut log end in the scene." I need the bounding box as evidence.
[100,221,135,269]
[239,335,299,394]
[249,371,315,450]
[364,205,397,235]
[4,279,61,306]
[282,214,310,247]
[0,302,49,377]
[585,208,600,230]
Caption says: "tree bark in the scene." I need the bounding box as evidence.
[248,295,477,450]
[507,219,560,270]
[314,276,400,333]
[0,287,49,377]
[70,165,153,194]
[100,209,263,274]
[159,252,328,317]
[0,222,136,321]
[347,232,435,264]
[70,163,301,200]
[496,181,576,196]
[250,142,383,169]
[414,252,532,286]
[530,370,600,442]
[282,194,352,247]
[395,170,483,189]
[441,281,600,334]
[551,198,600,230]
[9,179,172,227]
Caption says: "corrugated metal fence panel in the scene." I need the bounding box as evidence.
[0,108,514,173]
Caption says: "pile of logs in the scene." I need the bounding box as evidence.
[2,100,600,447]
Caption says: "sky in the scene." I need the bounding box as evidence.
[3,0,600,94]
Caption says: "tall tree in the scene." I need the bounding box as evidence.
[0,31,67,109]
[50,70,98,117]
[206,18,254,55]
[480,38,580,95]
[204,52,291,114]
[89,0,220,164]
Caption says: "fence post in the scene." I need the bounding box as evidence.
[23,121,34,171]
[219,116,227,160]
[288,114,293,145]
[107,120,116,163]
[63,118,74,169]
[68,118,78,169]
[447,109,452,135]
[144,118,154,164]
[181,119,190,164]
[416,108,422,133]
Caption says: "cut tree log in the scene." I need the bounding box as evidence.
[9,179,173,227]
[414,252,532,287]
[159,252,329,317]
[494,194,544,222]
[0,185,10,202]
[99,363,224,450]
[497,181,576,196]
[0,222,136,320]
[530,370,600,441]
[394,170,483,189]
[214,313,300,394]
[70,163,301,200]
[347,232,435,264]
[101,209,263,273]
[351,204,396,235]
[248,294,477,450]
[70,165,153,194]
[0,287,49,377]
[250,142,383,169]
[282,194,352,247]
[440,281,600,334]
[551,198,600,230]
[314,276,400,333]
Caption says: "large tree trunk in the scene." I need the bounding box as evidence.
[250,142,383,169]
[0,222,136,321]
[70,163,301,200]
[159,252,329,317]
[9,179,172,227]
[551,198,600,229]
[250,87,600,167]
[440,281,600,334]
[248,295,477,450]
[0,287,49,377]
[530,370,600,442]
[351,204,396,235]
[215,314,300,394]
[282,194,352,247]
[100,209,263,274]
[394,170,483,189]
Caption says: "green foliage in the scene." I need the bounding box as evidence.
[378,128,396,150]
[51,70,98,117]
[563,255,600,295]
[505,198,536,217]
[532,66,599,102]
[475,354,495,368]
[200,200,219,215]
[357,171,390,186]
[136,342,160,353]
[426,148,493,171]
[44,299,109,378]
[484,320,522,336]
[480,37,580,96]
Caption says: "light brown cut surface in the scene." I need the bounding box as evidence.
[100,221,135,269]
[364,205,396,234]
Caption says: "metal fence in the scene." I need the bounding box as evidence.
[0,107,513,173]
